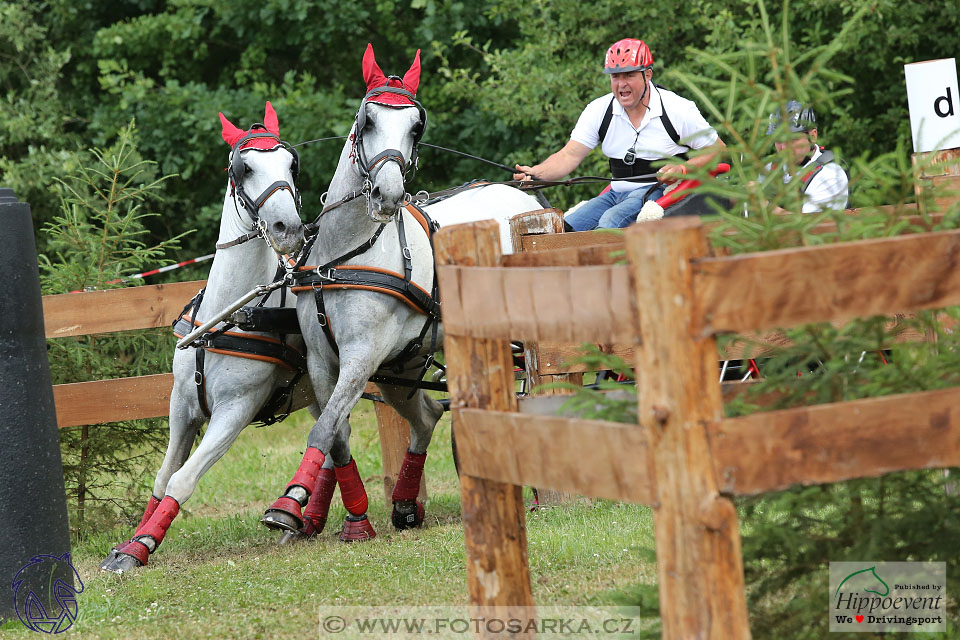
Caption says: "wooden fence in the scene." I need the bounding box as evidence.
[43,279,425,504]
[434,213,960,638]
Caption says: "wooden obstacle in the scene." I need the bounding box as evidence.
[435,213,960,638]
[43,281,424,504]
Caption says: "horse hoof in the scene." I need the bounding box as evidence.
[99,547,145,575]
[339,514,376,542]
[277,515,326,545]
[261,496,304,532]
[278,530,308,545]
[392,500,425,530]
[261,510,301,533]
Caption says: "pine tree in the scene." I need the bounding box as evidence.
[40,121,187,539]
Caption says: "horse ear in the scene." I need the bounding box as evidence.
[362,43,387,90]
[402,49,421,96]
[263,101,280,136]
[220,112,245,146]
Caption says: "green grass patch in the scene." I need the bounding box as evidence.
[25,400,657,639]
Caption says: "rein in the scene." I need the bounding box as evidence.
[288,133,663,214]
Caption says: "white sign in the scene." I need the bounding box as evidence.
[904,58,960,153]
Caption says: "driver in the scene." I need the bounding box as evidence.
[514,38,725,230]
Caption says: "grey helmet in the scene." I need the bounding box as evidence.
[767,100,817,134]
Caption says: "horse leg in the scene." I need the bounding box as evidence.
[263,415,377,542]
[377,384,443,529]
[330,422,375,542]
[263,354,377,541]
[100,399,258,573]
[277,456,336,544]
[100,388,203,572]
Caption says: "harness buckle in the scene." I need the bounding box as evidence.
[402,247,413,261]
[194,370,204,385]
[314,268,336,282]
[317,312,328,327]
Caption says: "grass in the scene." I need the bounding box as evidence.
[0,400,658,639]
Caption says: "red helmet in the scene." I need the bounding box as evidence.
[603,38,653,74]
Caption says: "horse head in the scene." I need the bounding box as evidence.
[219,102,305,254]
[353,44,427,222]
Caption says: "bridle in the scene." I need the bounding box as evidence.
[218,125,303,250]
[302,83,428,228]
[352,83,427,185]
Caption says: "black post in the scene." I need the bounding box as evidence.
[0,189,74,628]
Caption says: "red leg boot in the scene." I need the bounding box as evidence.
[279,467,337,545]
[335,458,376,542]
[102,496,179,574]
[100,495,162,572]
[391,450,426,530]
[261,447,325,532]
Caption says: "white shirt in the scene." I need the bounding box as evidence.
[570,85,718,192]
[781,146,849,213]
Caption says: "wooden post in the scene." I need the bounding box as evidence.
[625,217,751,639]
[435,220,535,620]
[912,148,960,214]
[373,398,428,505]
[509,210,581,506]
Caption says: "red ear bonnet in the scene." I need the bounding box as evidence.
[220,112,245,147]
[362,43,420,107]
[219,103,282,151]
[263,101,280,136]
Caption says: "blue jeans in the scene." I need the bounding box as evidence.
[564,183,667,231]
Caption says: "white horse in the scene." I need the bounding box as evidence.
[259,45,544,542]
[100,103,317,573]
[424,182,543,254]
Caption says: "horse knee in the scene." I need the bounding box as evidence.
[162,471,196,505]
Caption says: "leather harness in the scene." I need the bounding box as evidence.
[172,274,307,425]
[290,202,441,380]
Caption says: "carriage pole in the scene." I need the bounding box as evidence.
[0,189,74,622]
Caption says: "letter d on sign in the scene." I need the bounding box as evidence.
[935,87,955,118]
[905,58,960,153]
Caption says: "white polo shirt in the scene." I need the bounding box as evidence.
[780,146,849,212]
[570,85,719,192]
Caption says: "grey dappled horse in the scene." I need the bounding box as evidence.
[100,103,314,573]
[259,44,544,542]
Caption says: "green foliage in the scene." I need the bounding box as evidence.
[8,0,959,263]
[741,472,960,639]
[40,121,184,539]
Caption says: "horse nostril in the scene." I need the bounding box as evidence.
[371,185,382,201]
[272,221,287,235]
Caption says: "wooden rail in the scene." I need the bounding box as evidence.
[434,210,960,638]
[506,203,939,376]
[45,279,423,504]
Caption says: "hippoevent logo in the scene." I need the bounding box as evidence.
[830,561,945,633]
[11,552,84,634]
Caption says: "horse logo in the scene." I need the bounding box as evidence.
[11,552,84,633]
[834,565,890,602]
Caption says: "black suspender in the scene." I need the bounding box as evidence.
[597,96,616,147]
